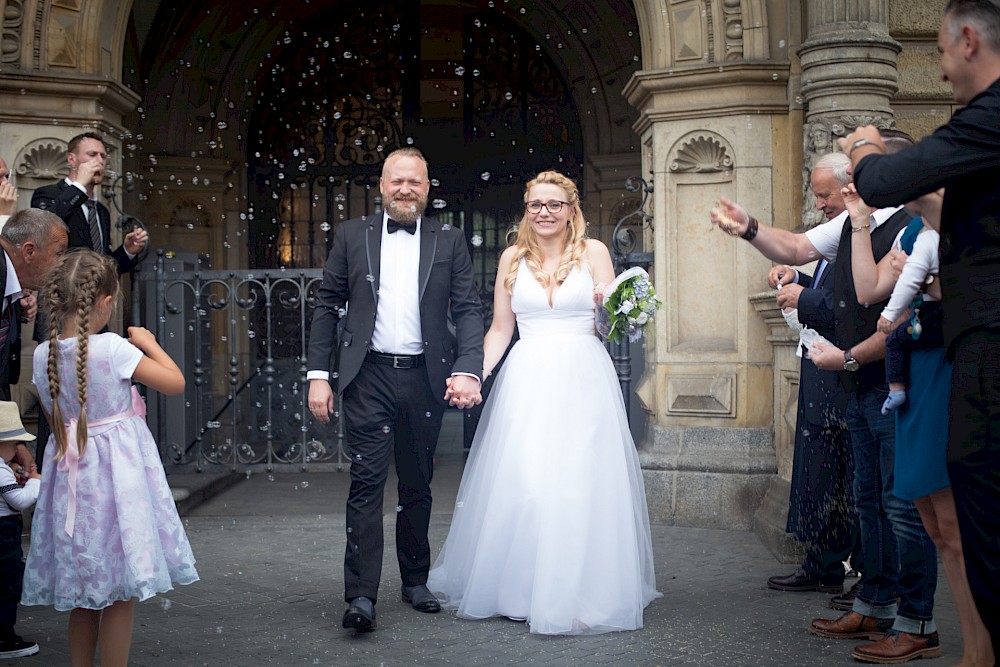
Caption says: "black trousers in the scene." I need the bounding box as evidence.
[0,515,24,640]
[947,328,1000,647]
[341,358,444,603]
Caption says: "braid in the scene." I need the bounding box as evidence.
[47,281,67,460]
[39,250,119,461]
[74,273,99,457]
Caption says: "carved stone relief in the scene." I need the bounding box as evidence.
[14,139,69,184]
[670,1,704,63]
[47,8,79,68]
[801,115,894,228]
[668,133,734,174]
[665,372,736,417]
[722,0,744,61]
[1,0,25,65]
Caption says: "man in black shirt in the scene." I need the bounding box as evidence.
[840,0,1000,651]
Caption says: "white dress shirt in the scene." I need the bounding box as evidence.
[370,214,423,355]
[804,206,905,264]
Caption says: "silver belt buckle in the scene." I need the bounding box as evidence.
[392,355,407,369]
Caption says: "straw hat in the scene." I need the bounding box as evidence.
[0,401,36,442]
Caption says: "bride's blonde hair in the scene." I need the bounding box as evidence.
[503,171,588,294]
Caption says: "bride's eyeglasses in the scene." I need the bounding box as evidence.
[525,200,569,214]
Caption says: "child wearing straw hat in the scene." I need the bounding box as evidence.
[0,400,40,658]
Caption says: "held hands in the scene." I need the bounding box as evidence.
[124,225,149,255]
[444,375,482,410]
[709,198,749,236]
[877,316,895,335]
[308,380,335,425]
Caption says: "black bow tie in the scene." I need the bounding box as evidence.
[387,219,416,235]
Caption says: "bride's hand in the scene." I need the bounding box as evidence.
[592,282,606,305]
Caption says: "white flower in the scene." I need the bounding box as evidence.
[618,299,634,315]
[636,312,649,325]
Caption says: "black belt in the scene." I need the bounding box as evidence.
[367,351,425,369]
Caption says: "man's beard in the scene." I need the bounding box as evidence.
[386,194,427,224]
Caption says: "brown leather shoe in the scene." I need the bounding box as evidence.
[851,630,941,664]
[809,611,894,640]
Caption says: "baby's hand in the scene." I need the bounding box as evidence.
[127,326,156,350]
[877,316,893,334]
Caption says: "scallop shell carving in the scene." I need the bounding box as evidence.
[15,142,69,180]
[670,136,733,173]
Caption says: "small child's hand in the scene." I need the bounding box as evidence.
[877,316,893,334]
[127,326,156,351]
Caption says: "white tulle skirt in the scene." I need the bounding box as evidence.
[427,331,661,635]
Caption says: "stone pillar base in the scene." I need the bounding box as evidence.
[640,425,774,530]
[753,476,806,564]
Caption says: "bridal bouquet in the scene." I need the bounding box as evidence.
[600,267,663,343]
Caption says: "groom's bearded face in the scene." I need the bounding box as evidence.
[381,156,430,225]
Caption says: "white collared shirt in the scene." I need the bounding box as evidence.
[2,251,22,315]
[804,206,905,264]
[370,213,423,355]
[66,178,103,249]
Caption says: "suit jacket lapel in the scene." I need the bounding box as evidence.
[418,219,437,303]
[364,217,381,304]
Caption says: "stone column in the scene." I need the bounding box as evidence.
[799,0,900,225]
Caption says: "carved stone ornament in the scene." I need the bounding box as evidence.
[669,135,734,173]
[829,115,894,137]
[15,141,69,181]
[1,0,25,65]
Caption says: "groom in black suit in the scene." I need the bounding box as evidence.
[308,147,484,632]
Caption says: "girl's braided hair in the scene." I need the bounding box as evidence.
[43,250,118,459]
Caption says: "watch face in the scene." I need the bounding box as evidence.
[845,360,860,371]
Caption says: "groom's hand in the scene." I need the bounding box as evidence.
[308,379,336,424]
[445,375,482,409]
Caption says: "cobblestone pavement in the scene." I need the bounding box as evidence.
[9,415,960,667]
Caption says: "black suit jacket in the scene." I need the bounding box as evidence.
[31,180,136,275]
[795,259,836,340]
[0,252,21,398]
[307,215,484,405]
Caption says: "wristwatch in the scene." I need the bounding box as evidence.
[843,349,860,372]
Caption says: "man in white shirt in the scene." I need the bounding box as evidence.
[307,147,484,632]
[711,137,941,663]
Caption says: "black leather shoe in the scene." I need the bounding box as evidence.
[767,568,842,593]
[831,578,862,611]
[401,584,441,613]
[342,596,377,632]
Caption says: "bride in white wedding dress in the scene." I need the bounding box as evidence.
[428,171,661,635]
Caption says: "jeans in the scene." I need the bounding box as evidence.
[848,384,938,634]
